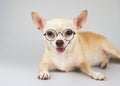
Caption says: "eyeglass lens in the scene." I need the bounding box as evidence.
[44,29,75,41]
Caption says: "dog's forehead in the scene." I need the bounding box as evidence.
[44,18,75,32]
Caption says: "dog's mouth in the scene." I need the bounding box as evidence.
[56,47,65,53]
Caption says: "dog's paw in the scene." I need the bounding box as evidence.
[38,71,50,80]
[90,72,106,80]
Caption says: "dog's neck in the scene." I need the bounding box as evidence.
[70,34,82,54]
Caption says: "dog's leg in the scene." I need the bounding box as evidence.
[103,40,120,62]
[99,50,110,69]
[100,59,108,69]
[38,62,50,80]
[80,61,106,80]
[38,55,52,80]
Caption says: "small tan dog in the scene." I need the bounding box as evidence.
[31,10,120,80]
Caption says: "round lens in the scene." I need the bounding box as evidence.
[45,29,56,41]
[63,29,75,41]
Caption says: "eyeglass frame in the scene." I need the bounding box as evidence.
[43,29,76,41]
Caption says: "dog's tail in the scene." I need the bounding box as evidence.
[103,39,120,62]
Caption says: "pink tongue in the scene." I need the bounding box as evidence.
[56,48,65,53]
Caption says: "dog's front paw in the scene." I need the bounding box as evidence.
[38,71,50,80]
[90,72,106,80]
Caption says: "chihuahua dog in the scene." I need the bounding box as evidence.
[31,10,120,80]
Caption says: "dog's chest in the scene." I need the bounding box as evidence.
[51,53,81,72]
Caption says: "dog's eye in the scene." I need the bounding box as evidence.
[63,29,75,41]
[44,29,57,41]
[45,30,56,40]
[47,31,53,36]
[66,30,72,36]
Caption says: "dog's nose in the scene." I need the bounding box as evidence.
[56,40,64,47]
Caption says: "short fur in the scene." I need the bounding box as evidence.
[31,10,120,80]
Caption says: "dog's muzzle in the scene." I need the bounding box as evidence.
[56,40,65,53]
[56,40,64,48]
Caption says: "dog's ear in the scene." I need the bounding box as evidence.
[73,10,88,29]
[31,12,46,31]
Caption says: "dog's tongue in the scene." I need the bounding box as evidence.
[56,48,65,53]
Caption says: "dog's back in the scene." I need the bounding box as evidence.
[78,32,120,66]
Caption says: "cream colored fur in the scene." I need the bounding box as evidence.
[31,10,120,80]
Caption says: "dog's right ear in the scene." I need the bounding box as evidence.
[31,12,46,31]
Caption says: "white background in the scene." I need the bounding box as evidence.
[0,0,120,86]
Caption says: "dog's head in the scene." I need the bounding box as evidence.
[31,10,88,54]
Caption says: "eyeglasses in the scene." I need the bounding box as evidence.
[43,29,76,41]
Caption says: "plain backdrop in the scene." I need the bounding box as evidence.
[0,0,120,86]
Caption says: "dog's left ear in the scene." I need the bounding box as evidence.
[73,10,88,29]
